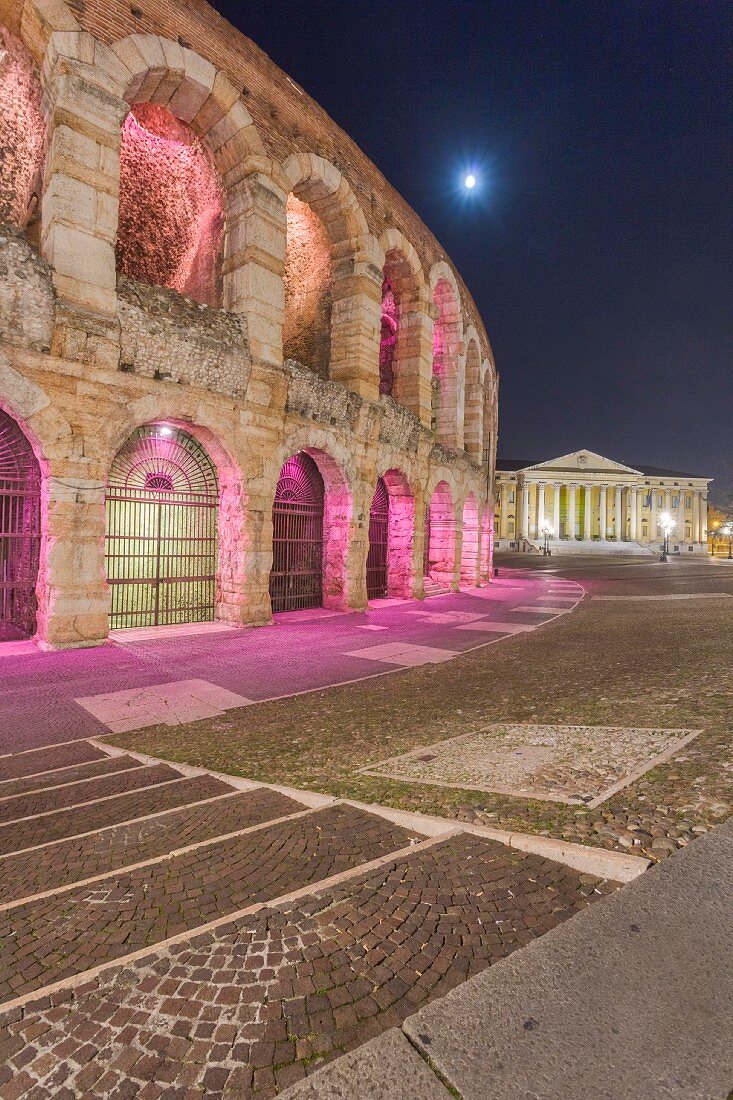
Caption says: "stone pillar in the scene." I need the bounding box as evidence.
[537,482,545,537]
[650,488,658,545]
[664,488,671,513]
[583,484,592,540]
[700,494,708,543]
[693,491,701,543]
[224,172,287,366]
[330,238,383,401]
[614,485,623,539]
[568,483,577,539]
[599,484,608,539]
[629,487,638,540]
[42,55,129,317]
[678,491,686,545]
[521,483,530,539]
[394,306,434,428]
[552,483,561,537]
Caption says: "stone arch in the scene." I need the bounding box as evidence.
[101,404,249,630]
[429,262,464,449]
[463,328,482,460]
[269,427,356,612]
[0,23,46,246]
[424,469,459,590]
[378,229,432,422]
[0,399,45,641]
[481,354,498,466]
[377,466,416,598]
[282,152,380,397]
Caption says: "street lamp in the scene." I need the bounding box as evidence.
[722,522,733,560]
[540,521,554,557]
[658,511,675,562]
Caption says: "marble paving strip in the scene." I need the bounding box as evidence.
[454,622,535,634]
[344,642,458,666]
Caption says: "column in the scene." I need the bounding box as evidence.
[568,483,577,539]
[614,485,623,540]
[692,491,700,544]
[678,491,686,544]
[582,484,591,540]
[629,487,638,540]
[664,488,671,513]
[650,488,658,545]
[700,494,708,543]
[537,483,546,536]
[599,485,608,538]
[521,483,530,539]
[553,483,561,537]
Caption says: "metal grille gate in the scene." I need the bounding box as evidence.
[270,452,324,613]
[0,411,41,641]
[105,426,219,630]
[366,478,389,599]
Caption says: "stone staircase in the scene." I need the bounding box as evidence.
[423,576,450,597]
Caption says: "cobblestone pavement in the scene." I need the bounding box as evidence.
[0,789,302,905]
[0,741,106,781]
[0,775,231,855]
[0,754,139,799]
[111,557,733,864]
[0,805,417,1002]
[0,761,178,824]
[0,834,616,1098]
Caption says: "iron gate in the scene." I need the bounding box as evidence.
[105,426,219,630]
[270,452,324,613]
[0,411,41,641]
[366,478,389,599]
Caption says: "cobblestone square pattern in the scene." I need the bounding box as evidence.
[360,724,701,806]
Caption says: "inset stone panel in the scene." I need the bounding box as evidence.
[360,724,701,806]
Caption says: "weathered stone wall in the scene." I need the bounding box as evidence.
[117,276,250,398]
[0,227,54,352]
[282,195,332,379]
[0,26,45,231]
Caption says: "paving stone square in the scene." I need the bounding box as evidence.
[360,724,701,805]
[75,679,254,733]
[344,642,457,666]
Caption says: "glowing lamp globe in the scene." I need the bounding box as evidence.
[464,174,477,190]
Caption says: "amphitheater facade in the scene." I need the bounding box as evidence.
[0,0,497,647]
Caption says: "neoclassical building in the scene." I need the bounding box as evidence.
[495,451,711,555]
[0,0,497,646]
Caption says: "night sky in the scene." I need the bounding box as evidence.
[217,1,731,501]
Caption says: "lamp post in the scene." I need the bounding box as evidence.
[658,511,675,562]
[722,522,733,560]
[540,521,554,557]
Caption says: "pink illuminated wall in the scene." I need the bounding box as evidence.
[117,104,224,306]
[460,493,480,585]
[283,195,333,378]
[379,280,398,396]
[0,28,45,232]
[426,481,455,587]
[383,469,415,597]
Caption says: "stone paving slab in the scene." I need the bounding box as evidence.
[0,762,182,824]
[0,741,106,781]
[0,774,231,855]
[0,789,304,905]
[75,678,254,734]
[0,805,417,1003]
[0,753,140,799]
[404,822,733,1100]
[360,724,699,806]
[279,1029,454,1099]
[0,833,614,1097]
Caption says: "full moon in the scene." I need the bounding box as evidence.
[464,173,477,189]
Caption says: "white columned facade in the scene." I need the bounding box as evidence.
[614,485,622,540]
[568,484,577,539]
[521,483,530,539]
[678,491,686,544]
[700,494,708,543]
[537,482,545,536]
[693,491,700,544]
[599,485,608,539]
[553,483,561,536]
[629,487,638,540]
[583,485,592,539]
[664,489,671,512]
[650,488,658,544]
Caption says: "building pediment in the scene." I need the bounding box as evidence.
[524,450,643,476]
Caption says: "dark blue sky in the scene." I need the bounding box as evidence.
[218,1,732,501]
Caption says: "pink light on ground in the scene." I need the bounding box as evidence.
[0,29,45,231]
[117,104,224,306]
[379,279,398,396]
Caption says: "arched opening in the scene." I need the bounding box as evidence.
[270,452,325,612]
[0,409,41,641]
[431,279,462,444]
[382,469,415,598]
[0,27,45,239]
[461,494,480,585]
[366,478,389,599]
[482,381,494,466]
[464,341,482,459]
[379,280,397,396]
[283,194,333,379]
[116,103,225,305]
[105,425,219,630]
[424,481,455,590]
[480,503,494,582]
